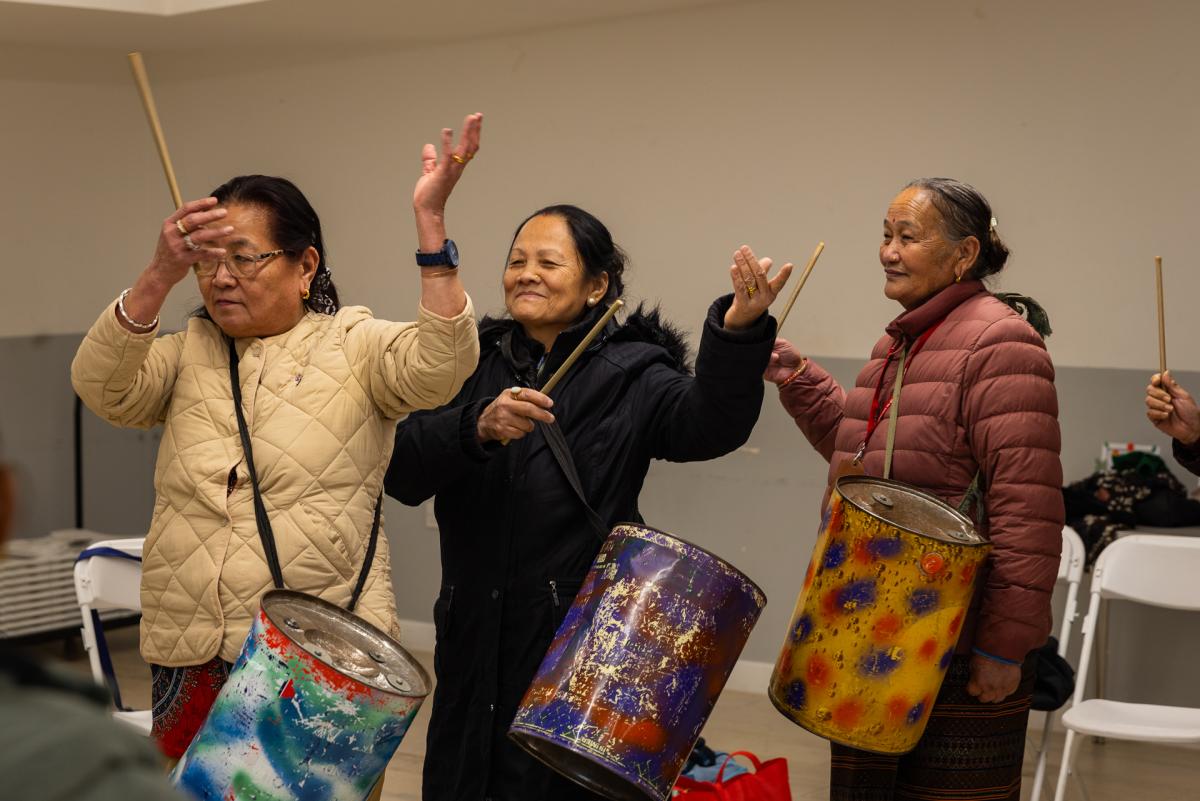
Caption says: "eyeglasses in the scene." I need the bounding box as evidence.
[194,249,288,279]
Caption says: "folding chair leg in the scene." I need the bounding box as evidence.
[1052,728,1083,801]
[1029,709,1055,801]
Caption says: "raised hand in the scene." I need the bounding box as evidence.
[1146,371,1200,445]
[724,245,794,330]
[765,338,805,385]
[477,387,555,444]
[413,112,483,218]
[149,197,231,287]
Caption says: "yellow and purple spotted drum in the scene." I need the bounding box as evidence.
[172,590,429,801]
[509,523,766,801]
[769,476,990,754]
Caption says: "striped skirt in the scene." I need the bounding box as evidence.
[829,654,1036,801]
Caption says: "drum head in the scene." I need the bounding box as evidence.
[262,590,430,697]
[835,476,985,546]
[508,731,659,801]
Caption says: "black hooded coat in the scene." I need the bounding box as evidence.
[384,295,774,801]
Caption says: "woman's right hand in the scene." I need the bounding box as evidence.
[477,387,555,443]
[1146,371,1200,445]
[147,197,231,288]
[764,338,805,385]
[117,198,232,332]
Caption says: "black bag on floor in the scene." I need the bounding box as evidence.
[1032,636,1075,711]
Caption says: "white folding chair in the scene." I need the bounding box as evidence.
[1052,535,1200,801]
[1028,526,1085,801]
[73,537,151,735]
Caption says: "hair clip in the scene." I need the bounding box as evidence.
[989,217,998,233]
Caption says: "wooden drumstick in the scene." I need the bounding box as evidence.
[128,52,184,209]
[501,299,624,445]
[776,241,825,331]
[1156,255,1166,374]
[540,299,624,395]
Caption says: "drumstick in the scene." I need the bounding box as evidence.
[775,241,825,331]
[128,52,184,209]
[1155,256,1167,375]
[501,299,624,446]
[540,299,624,395]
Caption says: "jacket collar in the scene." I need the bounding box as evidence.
[499,304,613,385]
[885,279,986,342]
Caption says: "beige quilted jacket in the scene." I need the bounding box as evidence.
[72,296,478,666]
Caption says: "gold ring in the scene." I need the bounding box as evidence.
[510,386,522,397]
[452,154,468,164]
[175,219,189,236]
[745,282,757,298]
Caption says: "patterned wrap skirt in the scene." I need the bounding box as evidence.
[150,656,233,759]
[829,654,1037,801]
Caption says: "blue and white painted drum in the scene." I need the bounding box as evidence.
[172,590,429,801]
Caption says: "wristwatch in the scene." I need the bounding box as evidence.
[416,239,460,268]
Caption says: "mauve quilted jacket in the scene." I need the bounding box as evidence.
[72,296,478,666]
[779,280,1063,662]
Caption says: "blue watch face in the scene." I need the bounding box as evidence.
[417,239,459,267]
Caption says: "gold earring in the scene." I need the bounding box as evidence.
[955,273,963,284]
[302,288,311,300]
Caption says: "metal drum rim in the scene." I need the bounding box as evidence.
[261,589,431,698]
[833,476,986,547]
[508,725,664,801]
[611,520,767,605]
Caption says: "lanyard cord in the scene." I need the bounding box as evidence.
[882,345,908,480]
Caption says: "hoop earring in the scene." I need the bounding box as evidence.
[302,288,311,300]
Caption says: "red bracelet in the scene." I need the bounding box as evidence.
[778,359,809,388]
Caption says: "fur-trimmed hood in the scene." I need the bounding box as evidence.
[478,301,693,374]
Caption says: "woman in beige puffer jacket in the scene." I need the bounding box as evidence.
[768,178,1063,801]
[71,115,482,760]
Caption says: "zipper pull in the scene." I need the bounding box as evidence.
[549,580,560,608]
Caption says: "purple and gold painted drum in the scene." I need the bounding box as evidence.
[769,476,990,754]
[509,523,766,801]
[172,590,429,801]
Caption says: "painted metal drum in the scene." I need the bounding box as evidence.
[769,476,990,755]
[172,590,429,801]
[508,523,766,801]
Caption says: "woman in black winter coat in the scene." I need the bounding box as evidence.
[385,205,793,801]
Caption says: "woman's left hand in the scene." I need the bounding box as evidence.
[966,653,1021,703]
[413,112,483,221]
[724,245,794,330]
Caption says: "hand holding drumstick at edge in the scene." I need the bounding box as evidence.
[476,244,794,445]
[1146,371,1200,446]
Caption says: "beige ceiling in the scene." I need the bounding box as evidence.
[0,0,751,49]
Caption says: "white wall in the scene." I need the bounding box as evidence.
[4,0,1200,702]
[3,0,1199,371]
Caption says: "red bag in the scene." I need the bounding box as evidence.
[673,751,791,801]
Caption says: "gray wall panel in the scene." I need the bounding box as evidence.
[3,334,1197,704]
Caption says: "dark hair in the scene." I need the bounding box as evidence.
[209,175,339,314]
[509,204,627,303]
[905,177,1010,280]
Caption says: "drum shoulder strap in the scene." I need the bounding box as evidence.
[540,420,609,542]
[881,342,987,528]
[228,338,380,609]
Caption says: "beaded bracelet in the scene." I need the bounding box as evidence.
[778,359,810,388]
[117,288,159,331]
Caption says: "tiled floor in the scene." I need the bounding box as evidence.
[25,626,1200,801]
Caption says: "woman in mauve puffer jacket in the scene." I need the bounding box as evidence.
[768,178,1063,801]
